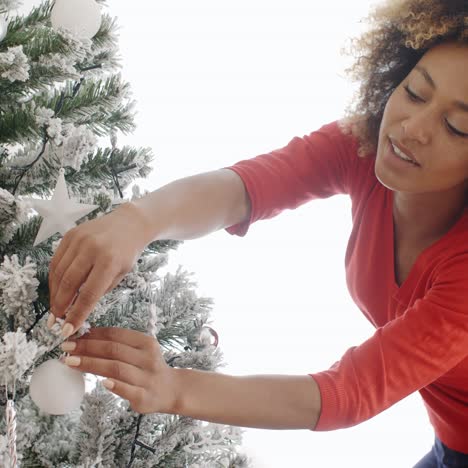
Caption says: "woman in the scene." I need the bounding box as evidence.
[48,1,468,466]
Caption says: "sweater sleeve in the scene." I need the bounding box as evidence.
[223,120,360,237]
[309,253,468,431]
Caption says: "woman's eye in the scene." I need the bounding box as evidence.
[403,85,468,138]
[404,85,422,102]
[446,120,468,138]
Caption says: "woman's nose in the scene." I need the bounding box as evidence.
[401,113,431,145]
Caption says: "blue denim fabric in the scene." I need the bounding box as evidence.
[413,437,468,468]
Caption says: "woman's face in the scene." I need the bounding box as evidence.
[375,41,468,197]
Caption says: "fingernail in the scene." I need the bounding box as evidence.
[47,314,56,329]
[64,356,80,366]
[61,323,74,339]
[102,379,115,390]
[61,341,76,352]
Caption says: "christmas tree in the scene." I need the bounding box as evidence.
[0,0,252,466]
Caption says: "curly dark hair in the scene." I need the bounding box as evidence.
[338,0,468,157]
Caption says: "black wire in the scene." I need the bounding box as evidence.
[110,149,124,199]
[11,130,49,195]
[25,303,49,336]
[11,77,85,195]
[125,360,181,466]
[126,414,143,468]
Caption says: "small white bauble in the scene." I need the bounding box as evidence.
[51,0,102,39]
[0,15,8,42]
[29,359,85,415]
[199,327,218,347]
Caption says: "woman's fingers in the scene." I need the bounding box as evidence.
[48,231,73,302]
[51,248,92,318]
[64,354,149,388]
[60,264,116,337]
[77,327,157,350]
[48,204,151,332]
[101,378,149,413]
[63,338,156,370]
[61,327,177,415]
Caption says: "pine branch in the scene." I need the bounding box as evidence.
[65,145,154,195]
[25,301,48,336]
[11,22,69,60]
[0,104,40,143]
[7,0,54,30]
[0,13,120,102]
[147,239,183,255]
[22,74,136,137]
[1,216,55,270]
[64,14,121,73]
[0,20,76,99]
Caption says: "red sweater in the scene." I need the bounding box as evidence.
[224,120,468,453]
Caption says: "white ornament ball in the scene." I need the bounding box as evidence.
[0,15,8,42]
[29,359,85,415]
[51,0,102,39]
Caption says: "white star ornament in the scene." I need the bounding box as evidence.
[25,170,99,246]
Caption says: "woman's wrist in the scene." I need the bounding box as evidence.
[117,200,157,246]
[166,366,187,415]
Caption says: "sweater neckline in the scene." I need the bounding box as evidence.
[390,190,468,297]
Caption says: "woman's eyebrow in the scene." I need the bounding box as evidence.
[415,65,468,113]
[415,65,436,89]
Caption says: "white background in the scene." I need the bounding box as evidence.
[20,1,435,466]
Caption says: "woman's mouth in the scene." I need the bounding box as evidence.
[386,137,421,168]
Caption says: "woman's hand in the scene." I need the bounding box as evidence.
[49,202,154,338]
[61,327,180,415]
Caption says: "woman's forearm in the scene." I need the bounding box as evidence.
[171,368,322,430]
[130,169,251,243]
